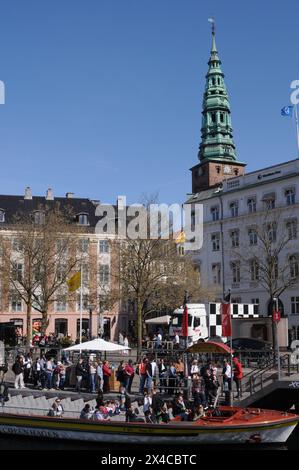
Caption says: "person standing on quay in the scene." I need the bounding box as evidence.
[12,355,25,389]
[233,356,243,399]
[102,360,111,393]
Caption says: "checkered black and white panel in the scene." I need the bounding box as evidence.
[208,303,259,337]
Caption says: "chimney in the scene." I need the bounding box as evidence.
[66,192,74,199]
[117,195,126,211]
[24,187,32,200]
[46,188,54,200]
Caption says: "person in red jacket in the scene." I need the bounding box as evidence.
[233,356,243,399]
[102,360,111,393]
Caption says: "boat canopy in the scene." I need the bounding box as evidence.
[187,341,233,354]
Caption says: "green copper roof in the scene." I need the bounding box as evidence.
[198,30,240,164]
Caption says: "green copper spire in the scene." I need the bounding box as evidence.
[198,27,238,163]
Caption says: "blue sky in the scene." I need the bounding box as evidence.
[0,0,298,204]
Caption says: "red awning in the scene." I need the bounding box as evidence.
[187,341,233,354]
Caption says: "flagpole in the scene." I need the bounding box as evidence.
[80,264,83,345]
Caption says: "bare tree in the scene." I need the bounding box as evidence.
[2,207,83,346]
[114,236,215,356]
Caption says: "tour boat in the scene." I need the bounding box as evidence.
[0,406,297,444]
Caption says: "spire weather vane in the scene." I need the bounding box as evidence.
[208,17,215,34]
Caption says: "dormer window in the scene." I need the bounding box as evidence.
[34,211,45,225]
[0,210,5,223]
[77,213,89,225]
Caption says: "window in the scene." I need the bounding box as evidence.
[231,261,240,283]
[291,297,299,315]
[99,240,109,254]
[99,264,109,284]
[212,263,221,284]
[215,166,221,174]
[250,259,259,281]
[289,255,299,278]
[285,188,296,206]
[76,319,90,338]
[263,193,275,210]
[77,213,89,225]
[178,245,185,256]
[11,294,22,312]
[34,211,45,225]
[12,239,23,252]
[248,228,258,246]
[211,112,216,123]
[77,294,89,311]
[12,263,23,282]
[82,264,89,284]
[247,197,256,213]
[230,229,239,248]
[229,201,238,217]
[211,206,219,221]
[268,256,278,279]
[78,239,89,253]
[56,265,66,283]
[55,319,68,336]
[0,210,5,223]
[56,295,67,312]
[211,233,220,251]
[220,113,224,123]
[286,219,297,240]
[266,222,277,243]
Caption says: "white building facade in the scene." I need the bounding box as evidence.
[188,158,299,342]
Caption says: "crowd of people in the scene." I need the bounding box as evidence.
[10,351,243,406]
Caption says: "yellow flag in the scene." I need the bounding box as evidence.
[175,231,186,244]
[67,271,81,292]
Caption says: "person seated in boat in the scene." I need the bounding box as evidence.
[192,373,207,408]
[125,404,145,423]
[80,403,93,420]
[144,407,156,424]
[191,404,205,421]
[92,406,110,421]
[173,394,191,421]
[156,402,170,424]
[48,398,64,417]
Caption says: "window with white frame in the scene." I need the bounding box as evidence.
[291,297,299,315]
[78,239,89,253]
[286,219,297,240]
[229,201,238,217]
[11,293,22,312]
[231,261,240,283]
[263,193,275,210]
[212,263,221,284]
[211,233,220,251]
[266,222,277,243]
[99,264,110,284]
[248,228,258,246]
[230,229,239,248]
[247,197,256,213]
[34,211,45,225]
[56,295,67,312]
[77,294,89,311]
[12,263,23,282]
[12,238,23,252]
[211,206,219,221]
[250,259,259,281]
[0,210,5,222]
[56,265,67,283]
[285,187,296,206]
[289,255,299,279]
[77,213,89,225]
[99,240,109,254]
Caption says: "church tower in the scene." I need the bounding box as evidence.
[191,24,246,193]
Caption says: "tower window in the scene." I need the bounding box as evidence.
[211,113,216,123]
[220,113,224,123]
[216,166,221,174]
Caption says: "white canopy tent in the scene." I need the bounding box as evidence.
[63,338,131,352]
[145,315,171,325]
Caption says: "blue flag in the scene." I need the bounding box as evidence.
[281,106,294,117]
